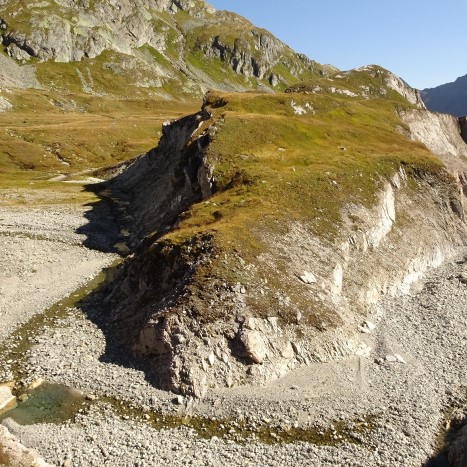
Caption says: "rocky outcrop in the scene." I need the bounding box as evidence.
[102,108,214,247]
[400,108,467,207]
[0,0,328,95]
[458,116,467,144]
[101,94,467,398]
[287,65,426,108]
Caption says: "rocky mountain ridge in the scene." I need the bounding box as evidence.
[0,0,330,97]
[421,74,467,117]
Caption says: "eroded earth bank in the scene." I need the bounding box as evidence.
[0,195,466,467]
[0,95,466,467]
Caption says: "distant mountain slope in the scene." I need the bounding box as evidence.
[0,0,332,97]
[421,75,467,116]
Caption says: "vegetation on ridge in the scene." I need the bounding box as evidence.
[130,88,446,328]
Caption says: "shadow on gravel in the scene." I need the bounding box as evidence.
[424,419,467,467]
[73,181,166,389]
[75,261,165,390]
[75,183,121,253]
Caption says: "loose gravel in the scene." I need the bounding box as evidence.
[1,203,466,466]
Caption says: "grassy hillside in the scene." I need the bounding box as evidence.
[0,0,329,98]
[0,88,198,204]
[119,87,446,330]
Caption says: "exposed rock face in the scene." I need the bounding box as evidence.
[458,116,467,144]
[0,0,329,95]
[103,108,214,245]
[399,108,467,208]
[0,424,52,467]
[421,74,467,116]
[102,93,467,398]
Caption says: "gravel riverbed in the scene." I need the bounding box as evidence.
[1,202,466,466]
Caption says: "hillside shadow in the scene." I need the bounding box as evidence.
[72,182,168,390]
[424,451,451,467]
[75,259,166,390]
[75,183,121,253]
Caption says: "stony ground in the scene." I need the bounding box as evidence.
[0,197,466,466]
[0,204,117,346]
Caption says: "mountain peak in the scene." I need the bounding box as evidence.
[421,74,467,116]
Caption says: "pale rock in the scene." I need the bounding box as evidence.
[172,395,184,405]
[207,352,215,366]
[359,320,376,334]
[27,377,44,390]
[0,96,12,112]
[394,353,407,364]
[299,271,317,285]
[0,425,52,467]
[0,385,17,413]
[6,43,32,61]
[280,341,295,359]
[239,329,268,364]
[366,183,396,249]
[331,263,343,295]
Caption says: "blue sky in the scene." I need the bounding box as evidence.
[207,1,466,89]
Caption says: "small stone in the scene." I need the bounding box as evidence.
[17,394,29,402]
[298,271,316,285]
[360,320,376,333]
[385,355,397,363]
[208,352,215,366]
[394,354,407,364]
[172,395,184,405]
[85,394,97,401]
